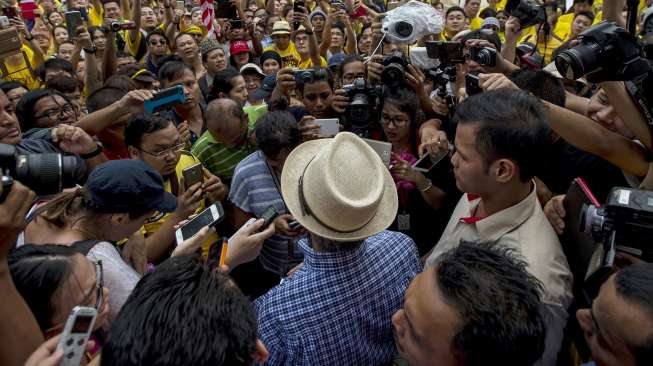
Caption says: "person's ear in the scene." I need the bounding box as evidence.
[494,158,516,183]
[252,339,269,363]
[127,145,140,159]
[110,213,129,226]
[576,308,594,337]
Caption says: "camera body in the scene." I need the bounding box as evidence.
[342,77,381,127]
[469,46,497,67]
[0,143,78,201]
[505,0,545,29]
[425,41,465,65]
[380,50,410,88]
[109,21,136,32]
[555,21,650,83]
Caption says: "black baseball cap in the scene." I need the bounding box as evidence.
[251,73,276,101]
[86,160,177,214]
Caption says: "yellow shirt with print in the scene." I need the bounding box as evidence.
[2,45,40,90]
[88,5,104,27]
[264,42,301,68]
[470,17,483,30]
[141,152,220,259]
[297,55,327,69]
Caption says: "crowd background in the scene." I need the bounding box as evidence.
[1,0,653,364]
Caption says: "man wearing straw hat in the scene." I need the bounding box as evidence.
[254,132,421,365]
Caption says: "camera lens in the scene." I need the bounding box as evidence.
[393,21,413,39]
[347,93,371,126]
[14,153,77,196]
[472,48,496,67]
[555,42,601,81]
[382,64,405,88]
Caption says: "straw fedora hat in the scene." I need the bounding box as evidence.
[281,132,398,241]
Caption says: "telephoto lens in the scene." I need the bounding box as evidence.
[469,47,497,67]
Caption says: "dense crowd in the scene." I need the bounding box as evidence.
[1,0,653,365]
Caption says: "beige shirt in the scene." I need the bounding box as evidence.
[426,183,574,366]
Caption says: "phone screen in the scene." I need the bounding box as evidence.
[411,148,449,172]
[71,315,94,333]
[180,206,221,240]
[65,11,82,40]
[260,206,279,227]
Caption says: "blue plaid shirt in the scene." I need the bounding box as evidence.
[254,230,422,366]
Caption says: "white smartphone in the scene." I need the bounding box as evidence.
[56,306,97,366]
[362,138,392,167]
[313,118,340,137]
[175,203,225,245]
[0,16,9,29]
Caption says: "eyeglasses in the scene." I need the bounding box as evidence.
[139,141,186,158]
[380,115,410,127]
[34,103,74,120]
[149,39,167,46]
[82,260,104,310]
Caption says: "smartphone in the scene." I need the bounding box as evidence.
[260,206,279,230]
[313,118,340,137]
[175,203,225,245]
[0,28,22,57]
[65,11,82,41]
[293,1,304,29]
[1,5,17,18]
[363,138,392,167]
[229,18,244,29]
[288,219,302,231]
[411,146,450,173]
[56,306,97,366]
[0,15,8,28]
[465,73,482,96]
[144,85,186,114]
[182,163,204,190]
[215,0,237,19]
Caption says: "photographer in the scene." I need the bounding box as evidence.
[292,6,327,69]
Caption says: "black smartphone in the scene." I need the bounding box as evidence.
[293,1,304,30]
[215,0,237,19]
[65,11,83,41]
[288,219,302,231]
[229,18,244,29]
[465,73,482,96]
[260,206,279,230]
[182,163,203,190]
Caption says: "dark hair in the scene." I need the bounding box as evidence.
[208,67,241,102]
[125,113,173,148]
[435,240,546,366]
[158,61,194,87]
[446,6,466,18]
[173,32,195,49]
[574,10,595,23]
[296,68,334,95]
[86,86,128,113]
[453,89,549,181]
[255,99,300,159]
[508,69,566,107]
[44,74,80,94]
[15,89,71,131]
[479,7,497,18]
[0,80,28,94]
[101,255,258,366]
[460,29,502,51]
[573,0,593,6]
[381,87,424,127]
[331,21,346,38]
[103,74,139,92]
[338,54,364,80]
[614,263,653,365]
[88,26,106,39]
[8,245,81,331]
[259,50,282,67]
[145,28,169,47]
[35,58,75,82]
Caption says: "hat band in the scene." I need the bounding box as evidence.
[297,156,377,234]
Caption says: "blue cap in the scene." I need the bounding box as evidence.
[251,73,277,100]
[86,160,177,214]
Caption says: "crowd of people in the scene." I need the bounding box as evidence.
[1,0,653,364]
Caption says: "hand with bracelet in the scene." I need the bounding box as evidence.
[390,153,432,192]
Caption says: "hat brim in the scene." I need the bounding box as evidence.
[281,138,398,242]
[271,30,291,36]
[152,191,178,213]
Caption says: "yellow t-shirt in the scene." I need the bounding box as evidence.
[469,17,483,30]
[141,152,220,259]
[519,27,562,64]
[2,45,40,90]
[264,42,301,68]
[88,5,104,27]
[297,55,327,69]
[553,13,574,41]
[496,0,507,10]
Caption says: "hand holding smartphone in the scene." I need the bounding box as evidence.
[313,118,340,137]
[175,203,225,245]
[143,85,186,114]
[182,163,204,190]
[56,306,97,366]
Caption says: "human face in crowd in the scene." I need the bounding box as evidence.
[266,16,280,34]
[92,29,107,51]
[176,34,199,61]
[130,122,183,177]
[496,11,508,31]
[243,74,262,96]
[392,266,461,366]
[191,10,202,26]
[48,254,110,334]
[451,123,495,194]
[34,32,51,52]
[57,43,75,61]
[587,88,633,139]
[311,15,325,33]
[0,91,22,145]
[573,0,592,14]
[341,61,365,86]
[244,10,254,22]
[208,108,248,148]
[155,4,166,23]
[272,34,291,51]
[53,27,68,45]
[148,34,168,56]
[34,95,78,128]
[445,11,465,35]
[76,61,86,82]
[205,48,227,74]
[228,75,249,107]
[48,11,63,26]
[233,52,250,68]
[273,0,282,14]
[381,101,411,144]
[294,33,310,54]
[434,2,444,12]
[262,58,280,75]
[331,28,344,48]
[228,25,246,41]
[571,14,592,37]
[141,6,159,30]
[301,81,333,118]
[167,69,200,109]
[576,275,649,366]
[103,1,122,20]
[5,86,28,110]
[358,27,373,55]
[464,0,481,18]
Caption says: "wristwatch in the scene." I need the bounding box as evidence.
[80,144,103,159]
[83,45,97,54]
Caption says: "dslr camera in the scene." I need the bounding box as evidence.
[469,46,497,67]
[380,50,410,88]
[341,77,381,128]
[0,143,78,201]
[505,0,545,29]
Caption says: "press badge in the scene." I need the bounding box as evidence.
[397,214,410,231]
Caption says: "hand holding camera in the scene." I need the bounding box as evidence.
[0,180,34,255]
[51,125,97,156]
[366,54,384,84]
[332,89,350,114]
[224,218,275,271]
[274,67,298,96]
[405,64,427,96]
[73,26,92,50]
[478,73,518,92]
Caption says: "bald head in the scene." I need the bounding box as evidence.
[206,98,247,147]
